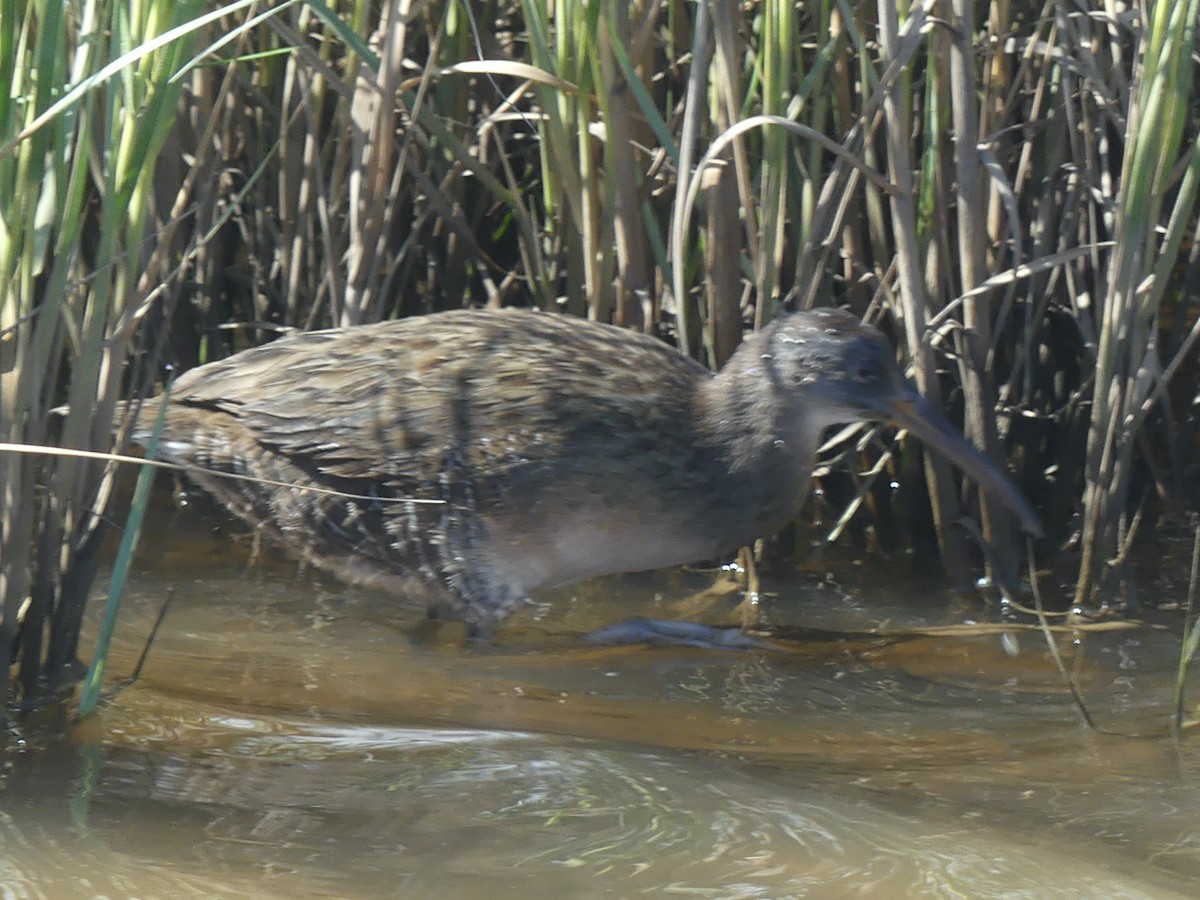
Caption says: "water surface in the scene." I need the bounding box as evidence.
[3,508,1199,898]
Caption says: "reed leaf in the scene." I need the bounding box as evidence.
[2,0,201,712]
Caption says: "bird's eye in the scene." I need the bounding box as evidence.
[852,357,884,384]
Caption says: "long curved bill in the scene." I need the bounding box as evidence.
[879,389,1044,538]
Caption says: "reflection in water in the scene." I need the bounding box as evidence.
[2,509,1200,898]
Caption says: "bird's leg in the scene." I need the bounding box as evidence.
[408,600,498,646]
[736,546,762,631]
[580,551,774,650]
[464,621,496,645]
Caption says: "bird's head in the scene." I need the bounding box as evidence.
[763,308,1043,538]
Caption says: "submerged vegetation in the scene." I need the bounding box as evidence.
[1,0,1198,712]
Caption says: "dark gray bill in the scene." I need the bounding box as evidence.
[880,390,1044,538]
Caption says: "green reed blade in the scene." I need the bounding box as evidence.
[78,377,173,717]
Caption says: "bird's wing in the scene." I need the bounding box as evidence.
[163,312,707,486]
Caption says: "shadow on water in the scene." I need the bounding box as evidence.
[4,501,1200,898]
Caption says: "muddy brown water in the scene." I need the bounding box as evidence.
[3,504,1200,898]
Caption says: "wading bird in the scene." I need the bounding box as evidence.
[129,307,1041,643]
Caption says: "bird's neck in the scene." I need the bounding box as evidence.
[692,331,822,538]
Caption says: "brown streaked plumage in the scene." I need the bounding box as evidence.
[133,307,1042,639]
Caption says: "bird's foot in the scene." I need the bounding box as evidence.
[583,617,772,650]
[464,621,496,646]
